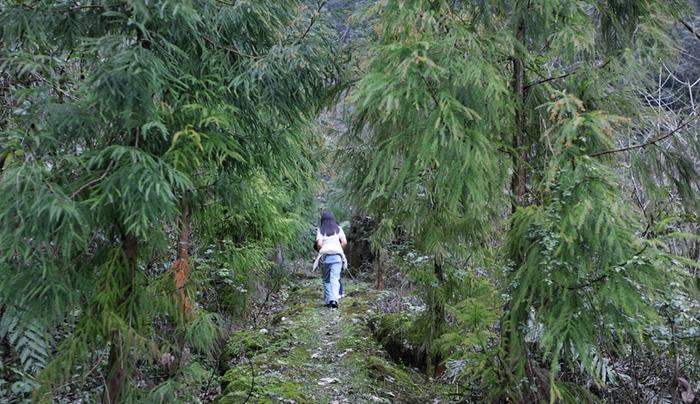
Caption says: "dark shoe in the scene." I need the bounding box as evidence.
[329,301,338,309]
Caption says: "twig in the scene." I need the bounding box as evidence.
[680,19,700,42]
[524,60,611,90]
[203,342,225,398]
[292,0,328,47]
[524,71,577,90]
[568,245,648,291]
[31,73,78,101]
[344,263,357,281]
[201,35,259,59]
[70,160,114,198]
[591,110,699,157]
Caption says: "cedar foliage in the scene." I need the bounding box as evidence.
[346,0,699,401]
[0,0,339,401]
[502,95,689,400]
[0,0,698,402]
[344,0,510,374]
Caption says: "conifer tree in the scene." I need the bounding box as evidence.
[347,0,698,399]
[344,0,511,374]
[0,0,338,401]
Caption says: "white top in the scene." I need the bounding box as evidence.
[316,227,347,255]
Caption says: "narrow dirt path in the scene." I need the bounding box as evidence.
[217,270,447,403]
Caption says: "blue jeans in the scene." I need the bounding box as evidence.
[322,254,342,304]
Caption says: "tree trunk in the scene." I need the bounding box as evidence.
[104,333,126,404]
[511,55,527,211]
[375,248,385,289]
[275,243,285,267]
[172,205,192,314]
[426,253,445,377]
[104,233,137,404]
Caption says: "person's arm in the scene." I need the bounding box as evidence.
[339,227,348,247]
[315,229,323,250]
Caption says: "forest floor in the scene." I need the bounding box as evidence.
[216,266,449,403]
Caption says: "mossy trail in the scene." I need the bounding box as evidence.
[217,270,448,403]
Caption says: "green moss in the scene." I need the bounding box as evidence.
[342,352,372,388]
[270,302,313,325]
[366,356,418,393]
[375,313,425,346]
[220,366,255,396]
[265,380,307,402]
[342,299,370,316]
[217,278,450,403]
[337,321,371,351]
[219,365,308,403]
[347,285,377,300]
[371,313,429,370]
[287,346,310,364]
[287,285,322,303]
[222,329,271,364]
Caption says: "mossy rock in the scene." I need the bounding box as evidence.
[222,329,271,365]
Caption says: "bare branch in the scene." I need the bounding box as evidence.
[591,109,700,157]
[524,60,611,90]
[680,19,700,42]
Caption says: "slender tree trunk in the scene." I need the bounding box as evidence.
[168,205,194,374]
[104,233,137,404]
[511,5,529,211]
[499,12,532,400]
[105,332,127,404]
[275,243,285,267]
[375,247,385,289]
[511,55,527,211]
[426,253,445,377]
[172,204,192,314]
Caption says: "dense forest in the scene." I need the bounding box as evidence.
[0,0,699,403]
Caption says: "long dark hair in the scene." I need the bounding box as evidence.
[319,211,340,236]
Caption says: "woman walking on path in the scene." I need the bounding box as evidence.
[313,211,347,309]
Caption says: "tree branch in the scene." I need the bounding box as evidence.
[292,0,327,47]
[201,34,260,60]
[70,160,114,199]
[524,60,611,90]
[568,245,648,290]
[524,71,576,90]
[680,19,700,42]
[591,110,699,157]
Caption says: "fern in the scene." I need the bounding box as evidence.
[0,308,49,375]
